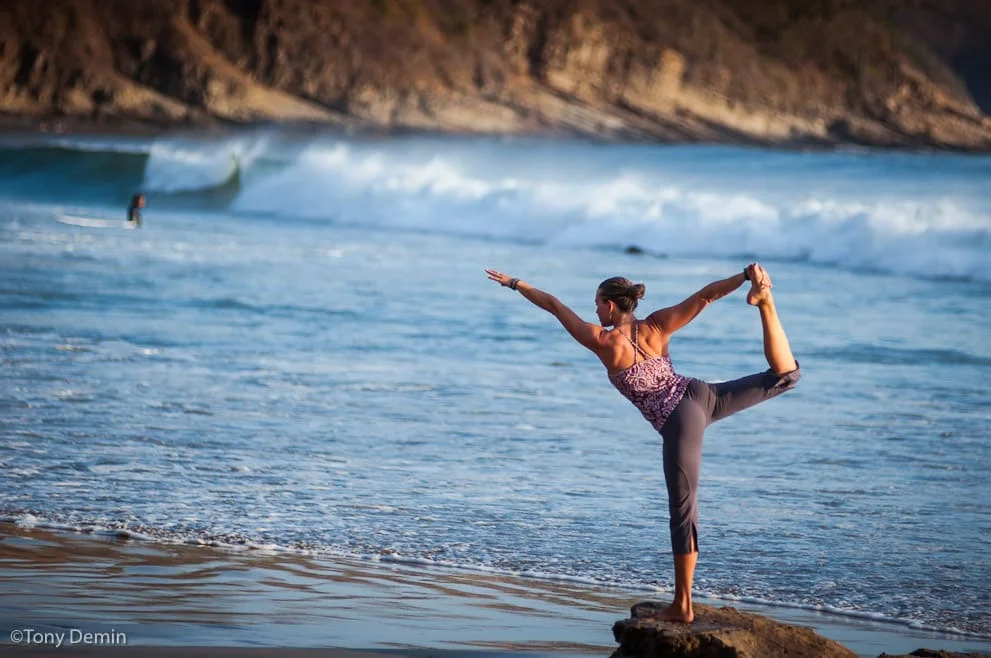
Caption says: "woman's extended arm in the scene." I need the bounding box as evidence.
[485,269,606,352]
[646,268,751,335]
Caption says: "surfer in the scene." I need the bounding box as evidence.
[127,193,146,227]
[485,263,800,624]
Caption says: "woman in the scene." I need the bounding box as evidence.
[484,263,800,623]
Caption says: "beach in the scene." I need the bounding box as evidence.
[2,131,990,657]
[2,522,989,657]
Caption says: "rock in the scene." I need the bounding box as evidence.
[611,601,857,658]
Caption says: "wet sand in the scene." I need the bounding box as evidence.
[1,522,988,657]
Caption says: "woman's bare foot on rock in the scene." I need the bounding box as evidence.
[652,603,695,624]
[746,263,773,306]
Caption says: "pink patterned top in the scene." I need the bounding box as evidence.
[608,325,689,432]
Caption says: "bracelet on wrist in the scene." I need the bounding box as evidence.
[743,267,750,281]
[509,278,520,290]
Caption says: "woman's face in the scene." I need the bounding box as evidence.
[594,290,613,326]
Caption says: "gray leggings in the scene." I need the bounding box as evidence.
[659,366,801,555]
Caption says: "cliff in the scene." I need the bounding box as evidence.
[1,0,990,150]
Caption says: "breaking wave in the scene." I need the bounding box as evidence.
[2,130,989,281]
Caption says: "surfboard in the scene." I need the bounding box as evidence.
[55,214,136,229]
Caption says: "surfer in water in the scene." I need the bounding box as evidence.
[127,193,146,227]
[485,263,800,623]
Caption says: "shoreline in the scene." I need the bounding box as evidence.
[2,522,989,657]
[2,114,988,155]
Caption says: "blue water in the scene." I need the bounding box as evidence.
[1,130,989,638]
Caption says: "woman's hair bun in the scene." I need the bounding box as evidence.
[597,276,645,312]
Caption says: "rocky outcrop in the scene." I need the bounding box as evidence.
[611,601,858,658]
[612,602,991,658]
[1,0,989,150]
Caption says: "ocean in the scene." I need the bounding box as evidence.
[1,129,989,639]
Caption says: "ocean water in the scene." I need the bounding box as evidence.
[1,130,989,638]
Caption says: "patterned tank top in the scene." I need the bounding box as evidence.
[608,322,689,432]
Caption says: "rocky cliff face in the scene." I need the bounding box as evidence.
[1,0,989,150]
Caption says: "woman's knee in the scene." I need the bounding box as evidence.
[772,362,801,389]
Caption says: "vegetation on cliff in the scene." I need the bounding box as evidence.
[1,0,989,149]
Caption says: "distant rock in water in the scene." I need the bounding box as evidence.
[623,245,669,258]
[0,0,989,150]
[612,601,857,658]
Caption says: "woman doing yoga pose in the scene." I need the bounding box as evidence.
[485,263,800,623]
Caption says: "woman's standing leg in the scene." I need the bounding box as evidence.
[656,382,712,623]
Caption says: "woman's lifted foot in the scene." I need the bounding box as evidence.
[746,262,773,306]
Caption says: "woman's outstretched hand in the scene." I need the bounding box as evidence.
[485,268,518,289]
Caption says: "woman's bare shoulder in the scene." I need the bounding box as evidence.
[640,317,672,355]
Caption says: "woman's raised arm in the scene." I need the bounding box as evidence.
[485,269,606,353]
[646,267,753,335]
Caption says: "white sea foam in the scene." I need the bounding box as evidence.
[10,131,989,282]
[217,138,991,280]
[142,134,272,193]
[6,513,989,640]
